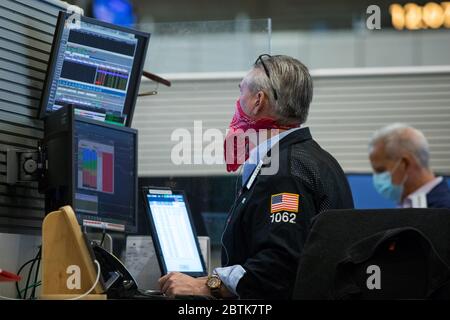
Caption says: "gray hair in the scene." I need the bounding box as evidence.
[369,123,430,168]
[246,55,313,125]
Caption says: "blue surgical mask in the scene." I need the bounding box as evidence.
[372,160,405,202]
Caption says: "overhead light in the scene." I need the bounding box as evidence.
[443,2,450,27]
[390,2,450,30]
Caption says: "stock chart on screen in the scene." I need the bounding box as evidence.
[49,21,137,118]
[78,140,114,194]
[72,120,136,227]
[40,12,149,126]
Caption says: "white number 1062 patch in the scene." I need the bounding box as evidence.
[270,212,296,224]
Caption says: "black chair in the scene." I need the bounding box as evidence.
[293,208,450,300]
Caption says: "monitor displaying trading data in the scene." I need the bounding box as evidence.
[43,106,138,233]
[74,120,137,231]
[39,11,149,126]
[145,192,206,276]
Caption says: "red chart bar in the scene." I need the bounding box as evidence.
[102,152,114,193]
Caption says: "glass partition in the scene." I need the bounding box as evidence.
[134,19,272,74]
[135,18,450,71]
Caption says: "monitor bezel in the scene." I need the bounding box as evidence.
[70,107,139,233]
[141,187,208,277]
[39,11,150,127]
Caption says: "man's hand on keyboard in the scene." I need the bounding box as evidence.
[158,272,210,298]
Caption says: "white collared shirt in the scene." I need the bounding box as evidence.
[241,127,303,185]
[400,176,443,208]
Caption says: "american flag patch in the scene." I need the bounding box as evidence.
[271,193,299,213]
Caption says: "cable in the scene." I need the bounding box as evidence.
[15,258,39,299]
[1,260,101,301]
[23,248,40,299]
[99,228,106,248]
[23,261,35,299]
[3,260,39,300]
[222,165,244,267]
[67,260,101,300]
[24,247,41,300]
[31,248,42,299]
[20,281,41,296]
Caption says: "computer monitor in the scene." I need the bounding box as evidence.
[142,187,207,277]
[39,11,150,126]
[346,173,396,209]
[346,173,450,209]
[43,106,138,233]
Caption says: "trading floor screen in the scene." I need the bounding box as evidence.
[41,13,149,126]
[74,121,136,230]
[78,140,115,194]
[147,193,204,273]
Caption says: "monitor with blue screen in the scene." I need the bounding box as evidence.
[346,174,450,209]
[92,0,136,27]
[347,174,396,209]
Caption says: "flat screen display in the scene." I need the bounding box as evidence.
[40,11,149,126]
[144,190,207,276]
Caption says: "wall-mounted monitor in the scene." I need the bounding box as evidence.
[39,11,150,127]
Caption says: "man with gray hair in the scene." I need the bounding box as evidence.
[369,123,450,208]
[159,54,354,299]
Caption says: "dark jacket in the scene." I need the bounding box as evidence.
[221,127,354,299]
[293,208,450,299]
[427,179,450,209]
[333,227,450,299]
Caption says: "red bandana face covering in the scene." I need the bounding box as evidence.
[223,99,299,172]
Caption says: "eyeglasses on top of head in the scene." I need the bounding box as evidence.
[254,54,278,101]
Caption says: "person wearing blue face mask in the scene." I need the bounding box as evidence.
[369,123,450,208]
[372,159,408,202]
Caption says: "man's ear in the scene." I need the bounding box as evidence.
[402,154,414,173]
[252,91,266,116]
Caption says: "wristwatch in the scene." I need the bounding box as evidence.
[206,274,222,298]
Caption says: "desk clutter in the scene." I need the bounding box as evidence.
[39,205,211,300]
